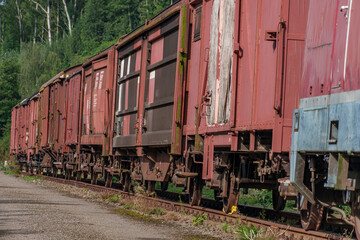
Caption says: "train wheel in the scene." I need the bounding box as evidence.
[75,171,81,181]
[146,181,156,193]
[91,172,98,185]
[123,173,131,192]
[189,176,203,206]
[353,207,360,239]
[105,173,112,188]
[272,189,286,211]
[223,174,239,213]
[300,198,324,230]
[52,167,58,178]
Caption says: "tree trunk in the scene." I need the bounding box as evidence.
[56,3,59,39]
[0,14,2,40]
[33,4,38,44]
[62,0,72,35]
[15,0,23,43]
[72,0,77,25]
[47,0,52,44]
[41,15,46,42]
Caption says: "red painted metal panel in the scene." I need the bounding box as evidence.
[80,47,116,154]
[344,0,360,92]
[13,108,20,154]
[150,37,164,65]
[330,0,349,92]
[82,72,92,136]
[91,67,106,135]
[39,86,50,148]
[65,73,81,146]
[301,1,337,98]
[19,104,27,154]
[234,0,257,129]
[27,98,38,153]
[10,108,16,154]
[184,4,202,134]
[252,0,281,128]
[302,0,360,96]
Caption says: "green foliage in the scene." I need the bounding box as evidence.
[238,189,272,208]
[222,222,229,233]
[146,207,164,215]
[18,43,62,97]
[192,213,207,226]
[20,175,44,181]
[122,203,134,209]
[236,225,266,240]
[339,205,352,216]
[109,193,121,202]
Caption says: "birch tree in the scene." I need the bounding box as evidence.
[30,0,52,44]
[62,0,72,35]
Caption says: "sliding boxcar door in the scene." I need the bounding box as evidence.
[142,14,180,146]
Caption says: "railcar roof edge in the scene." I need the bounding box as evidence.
[116,1,182,50]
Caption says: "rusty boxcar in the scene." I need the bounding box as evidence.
[38,66,82,174]
[77,46,116,184]
[189,0,309,212]
[290,0,360,236]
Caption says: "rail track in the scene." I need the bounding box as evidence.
[17,171,352,240]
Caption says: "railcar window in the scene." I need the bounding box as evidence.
[193,7,202,42]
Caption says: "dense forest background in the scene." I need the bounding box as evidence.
[0,0,176,161]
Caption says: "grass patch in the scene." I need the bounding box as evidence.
[113,208,158,223]
[122,203,134,210]
[100,193,121,203]
[146,207,165,216]
[20,175,43,181]
[202,186,214,199]
[238,189,272,208]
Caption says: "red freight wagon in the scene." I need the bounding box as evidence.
[77,47,116,183]
[63,70,82,178]
[111,2,187,190]
[48,65,81,175]
[18,101,27,163]
[38,66,81,174]
[191,0,309,211]
[65,71,82,147]
[27,94,39,171]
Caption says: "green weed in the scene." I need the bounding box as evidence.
[146,207,164,216]
[192,213,207,226]
[20,175,43,181]
[236,225,266,240]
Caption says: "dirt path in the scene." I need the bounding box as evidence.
[0,172,215,240]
